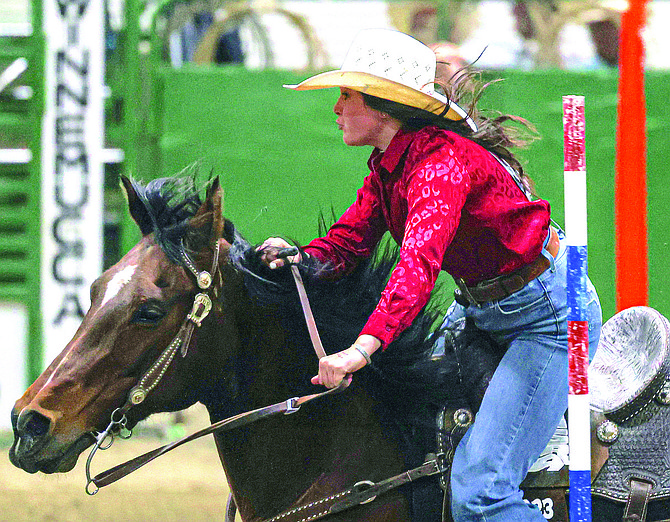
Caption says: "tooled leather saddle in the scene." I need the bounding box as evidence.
[589,306,670,522]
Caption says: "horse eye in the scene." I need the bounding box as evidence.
[131,302,166,325]
[155,277,170,289]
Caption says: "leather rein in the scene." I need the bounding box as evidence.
[84,243,447,522]
[84,242,344,494]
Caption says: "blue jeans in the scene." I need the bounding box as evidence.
[445,234,602,521]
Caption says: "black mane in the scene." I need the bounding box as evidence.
[127,173,214,265]
[228,235,441,363]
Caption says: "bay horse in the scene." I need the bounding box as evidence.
[10,174,496,521]
[9,174,670,521]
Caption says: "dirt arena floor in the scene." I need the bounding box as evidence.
[0,405,240,522]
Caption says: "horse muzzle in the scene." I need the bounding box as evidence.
[8,406,93,474]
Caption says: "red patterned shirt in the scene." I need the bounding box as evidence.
[304,126,551,348]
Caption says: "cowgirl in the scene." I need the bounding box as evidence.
[260,29,602,521]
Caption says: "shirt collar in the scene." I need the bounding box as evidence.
[367,128,416,174]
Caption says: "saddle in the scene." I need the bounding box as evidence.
[433,306,670,522]
[590,306,670,521]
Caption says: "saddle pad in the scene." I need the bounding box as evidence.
[590,306,670,422]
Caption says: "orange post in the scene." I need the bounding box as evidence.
[615,0,648,311]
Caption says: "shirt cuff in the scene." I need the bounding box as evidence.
[360,311,403,350]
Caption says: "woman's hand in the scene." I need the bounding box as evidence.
[311,335,381,388]
[257,237,301,268]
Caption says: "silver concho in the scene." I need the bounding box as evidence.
[657,380,670,405]
[453,408,474,428]
[596,419,619,443]
[130,387,147,405]
[197,271,212,290]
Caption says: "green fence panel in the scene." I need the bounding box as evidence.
[0,21,44,382]
[478,69,669,322]
[135,66,670,323]
[147,66,371,244]
[644,72,670,321]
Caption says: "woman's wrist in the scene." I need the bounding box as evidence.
[350,335,381,366]
[352,343,372,365]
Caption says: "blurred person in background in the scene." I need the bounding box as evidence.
[431,41,468,81]
[512,0,620,68]
[258,29,601,521]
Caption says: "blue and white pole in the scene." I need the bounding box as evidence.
[563,95,592,522]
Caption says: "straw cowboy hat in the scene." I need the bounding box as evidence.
[284,28,478,132]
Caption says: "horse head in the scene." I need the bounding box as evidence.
[9,175,237,474]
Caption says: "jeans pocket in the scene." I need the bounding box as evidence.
[494,279,547,315]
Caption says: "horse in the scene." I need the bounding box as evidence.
[9,174,670,521]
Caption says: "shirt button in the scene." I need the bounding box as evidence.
[385,326,391,331]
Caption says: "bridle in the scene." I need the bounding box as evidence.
[85,240,221,494]
[84,241,345,495]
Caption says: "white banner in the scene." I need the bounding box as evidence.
[0,304,27,429]
[41,0,105,366]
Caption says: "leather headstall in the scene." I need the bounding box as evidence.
[84,240,221,494]
[125,240,222,411]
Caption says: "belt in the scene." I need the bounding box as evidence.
[454,227,560,307]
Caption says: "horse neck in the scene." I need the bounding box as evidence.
[205,282,408,521]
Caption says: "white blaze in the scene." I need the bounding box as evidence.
[101,265,137,308]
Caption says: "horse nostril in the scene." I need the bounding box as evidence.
[21,410,52,438]
[10,407,18,431]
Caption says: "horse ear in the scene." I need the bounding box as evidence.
[189,176,224,244]
[120,176,153,236]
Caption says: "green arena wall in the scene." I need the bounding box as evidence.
[127,67,670,324]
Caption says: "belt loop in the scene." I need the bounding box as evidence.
[541,229,556,272]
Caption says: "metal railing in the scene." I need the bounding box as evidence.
[0,6,44,383]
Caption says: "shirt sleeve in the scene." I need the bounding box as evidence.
[304,172,388,277]
[360,145,470,348]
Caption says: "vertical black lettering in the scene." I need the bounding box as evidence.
[55,140,89,180]
[52,252,84,285]
[48,3,98,329]
[55,113,84,142]
[54,293,85,324]
[56,50,89,107]
[57,0,90,19]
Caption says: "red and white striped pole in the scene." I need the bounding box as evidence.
[563,95,591,522]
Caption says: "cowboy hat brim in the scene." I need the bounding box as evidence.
[284,70,476,131]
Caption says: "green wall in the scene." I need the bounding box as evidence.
[135,66,670,322]
[144,66,370,242]
[478,70,670,323]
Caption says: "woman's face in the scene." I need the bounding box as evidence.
[333,88,395,149]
